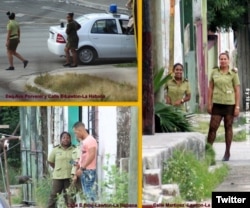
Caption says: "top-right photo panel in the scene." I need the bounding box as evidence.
[142,0,250,207]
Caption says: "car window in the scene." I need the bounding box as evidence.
[119,19,129,34]
[119,18,134,35]
[91,20,106,33]
[91,19,118,34]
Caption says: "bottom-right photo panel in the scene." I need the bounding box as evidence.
[142,111,249,208]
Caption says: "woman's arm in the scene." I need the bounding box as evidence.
[6,30,11,47]
[234,85,240,117]
[207,80,214,114]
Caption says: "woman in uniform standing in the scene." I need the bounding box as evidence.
[47,131,75,208]
[165,63,191,112]
[207,51,240,161]
[5,11,28,70]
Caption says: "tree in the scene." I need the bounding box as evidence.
[207,0,247,31]
[207,0,250,110]
[142,0,154,135]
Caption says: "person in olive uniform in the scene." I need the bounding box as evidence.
[165,63,191,111]
[47,131,75,208]
[5,11,28,70]
[207,51,240,161]
[63,12,81,68]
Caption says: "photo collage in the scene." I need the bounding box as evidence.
[0,0,250,208]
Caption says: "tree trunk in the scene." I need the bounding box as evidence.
[128,107,138,204]
[142,0,154,135]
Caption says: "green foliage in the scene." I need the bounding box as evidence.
[207,0,248,31]
[216,130,246,142]
[155,102,192,132]
[153,67,172,94]
[205,143,216,166]
[35,176,52,208]
[0,166,21,192]
[162,150,228,201]
[0,107,21,168]
[100,155,128,204]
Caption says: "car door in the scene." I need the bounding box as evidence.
[89,19,122,58]
[118,19,136,58]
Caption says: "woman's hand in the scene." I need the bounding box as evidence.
[207,104,212,114]
[173,99,182,106]
[234,107,240,117]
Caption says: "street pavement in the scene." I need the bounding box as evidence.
[76,0,130,14]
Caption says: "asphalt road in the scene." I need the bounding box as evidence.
[0,0,105,100]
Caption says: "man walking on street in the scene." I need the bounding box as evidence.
[73,122,98,203]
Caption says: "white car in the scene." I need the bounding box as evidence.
[47,13,136,64]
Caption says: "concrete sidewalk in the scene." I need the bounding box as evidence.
[213,141,250,192]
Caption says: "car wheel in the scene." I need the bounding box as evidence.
[78,47,97,64]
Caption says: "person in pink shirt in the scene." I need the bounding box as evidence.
[73,122,97,203]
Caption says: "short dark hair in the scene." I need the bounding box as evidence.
[73,121,85,129]
[68,12,74,18]
[6,11,15,20]
[173,63,183,71]
[60,131,71,140]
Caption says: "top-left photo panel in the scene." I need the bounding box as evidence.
[0,0,139,102]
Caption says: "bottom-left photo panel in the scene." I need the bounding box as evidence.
[0,106,138,208]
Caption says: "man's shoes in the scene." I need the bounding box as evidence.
[5,66,15,70]
[23,60,29,68]
[70,64,78,68]
[63,63,71,67]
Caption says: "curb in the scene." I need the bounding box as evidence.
[25,66,137,95]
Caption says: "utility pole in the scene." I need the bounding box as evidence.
[142,0,154,135]
[128,107,138,204]
[169,0,175,73]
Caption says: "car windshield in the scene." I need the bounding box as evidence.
[76,16,89,24]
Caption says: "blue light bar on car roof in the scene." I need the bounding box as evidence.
[109,4,117,13]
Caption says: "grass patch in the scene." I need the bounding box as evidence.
[215,130,246,142]
[192,121,225,135]
[35,176,52,208]
[162,149,228,201]
[114,62,137,67]
[28,73,137,101]
[25,85,43,94]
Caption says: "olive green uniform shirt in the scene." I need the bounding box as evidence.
[165,78,191,108]
[48,145,75,179]
[7,20,19,39]
[71,145,81,175]
[210,68,240,105]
